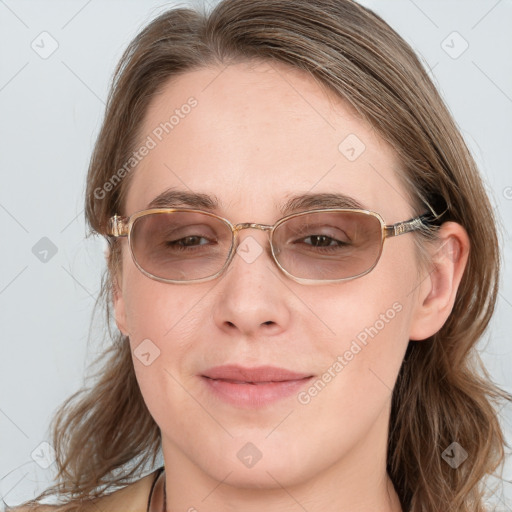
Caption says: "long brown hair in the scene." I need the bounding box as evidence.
[23,1,510,510]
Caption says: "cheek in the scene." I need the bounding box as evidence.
[315,244,417,397]
[319,288,408,391]
[120,243,195,335]
[122,273,205,427]
[123,272,203,353]
[287,279,413,474]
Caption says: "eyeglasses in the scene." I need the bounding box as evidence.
[106,208,435,285]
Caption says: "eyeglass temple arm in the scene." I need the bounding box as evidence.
[384,212,438,238]
[107,214,129,237]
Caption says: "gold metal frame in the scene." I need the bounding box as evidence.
[107,208,433,285]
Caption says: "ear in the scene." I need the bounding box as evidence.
[112,277,129,337]
[408,221,470,341]
[106,244,129,337]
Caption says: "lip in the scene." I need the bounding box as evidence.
[200,365,314,408]
[202,365,312,382]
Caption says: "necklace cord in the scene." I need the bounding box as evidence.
[147,467,165,512]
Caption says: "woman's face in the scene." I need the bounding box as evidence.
[114,60,427,490]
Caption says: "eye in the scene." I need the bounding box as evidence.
[299,234,349,248]
[166,235,212,248]
[156,222,219,250]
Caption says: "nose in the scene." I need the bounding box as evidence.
[212,229,292,338]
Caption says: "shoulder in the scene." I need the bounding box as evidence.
[84,469,159,512]
[11,469,160,512]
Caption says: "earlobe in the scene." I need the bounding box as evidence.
[409,222,470,341]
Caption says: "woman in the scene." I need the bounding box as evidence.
[16,0,510,510]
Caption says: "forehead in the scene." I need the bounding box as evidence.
[124,60,413,223]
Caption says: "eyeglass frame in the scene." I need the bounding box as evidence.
[106,207,437,285]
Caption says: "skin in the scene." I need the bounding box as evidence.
[112,60,469,512]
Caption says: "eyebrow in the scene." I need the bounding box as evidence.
[280,192,366,214]
[147,189,219,210]
[145,188,367,216]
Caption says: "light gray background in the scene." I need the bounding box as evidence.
[1,0,511,508]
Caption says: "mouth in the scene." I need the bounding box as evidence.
[200,365,314,408]
[201,364,313,382]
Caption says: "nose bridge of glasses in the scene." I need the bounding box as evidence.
[233,222,273,234]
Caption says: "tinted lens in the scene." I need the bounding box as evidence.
[272,211,383,280]
[130,211,232,281]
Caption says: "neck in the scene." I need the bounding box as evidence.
[152,468,401,512]
[158,408,403,512]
